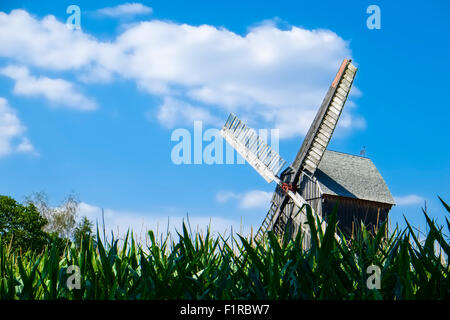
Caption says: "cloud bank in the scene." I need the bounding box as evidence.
[0,9,364,138]
[0,97,35,156]
[1,65,97,110]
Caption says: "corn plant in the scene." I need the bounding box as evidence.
[0,198,448,300]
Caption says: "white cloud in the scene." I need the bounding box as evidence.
[338,113,366,130]
[16,137,35,153]
[216,191,240,203]
[240,190,273,209]
[216,189,272,209]
[97,3,153,18]
[77,202,250,241]
[0,10,364,138]
[155,97,221,128]
[394,194,425,206]
[0,65,97,111]
[0,97,35,156]
[109,21,356,137]
[78,66,114,84]
[0,10,99,70]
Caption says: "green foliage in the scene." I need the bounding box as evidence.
[0,195,49,252]
[73,216,94,246]
[0,198,448,300]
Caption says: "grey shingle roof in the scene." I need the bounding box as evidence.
[314,150,395,205]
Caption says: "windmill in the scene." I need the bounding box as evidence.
[220,59,395,247]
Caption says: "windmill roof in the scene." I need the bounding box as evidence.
[314,150,395,205]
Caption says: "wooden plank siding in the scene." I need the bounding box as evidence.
[278,172,323,249]
[258,166,393,249]
[298,171,323,216]
[321,194,392,238]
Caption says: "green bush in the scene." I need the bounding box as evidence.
[0,195,50,252]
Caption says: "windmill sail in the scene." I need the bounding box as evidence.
[220,114,314,226]
[293,59,357,176]
[255,59,358,241]
[220,114,286,183]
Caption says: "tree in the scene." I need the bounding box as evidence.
[0,195,49,252]
[25,191,79,239]
[73,216,94,246]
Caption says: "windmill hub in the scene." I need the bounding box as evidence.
[280,183,295,193]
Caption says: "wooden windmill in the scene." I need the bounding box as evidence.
[220,59,395,248]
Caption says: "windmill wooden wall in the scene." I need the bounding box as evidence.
[282,172,323,249]
[321,195,392,238]
[282,169,393,248]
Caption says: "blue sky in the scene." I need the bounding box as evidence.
[0,0,448,239]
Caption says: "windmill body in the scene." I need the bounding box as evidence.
[220,59,395,249]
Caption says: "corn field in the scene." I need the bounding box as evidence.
[0,199,448,300]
